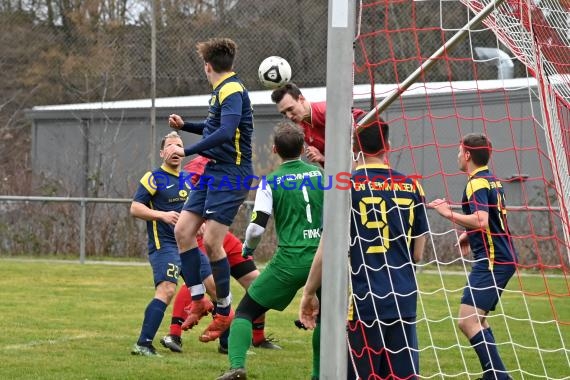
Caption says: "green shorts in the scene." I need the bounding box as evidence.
[247,255,312,311]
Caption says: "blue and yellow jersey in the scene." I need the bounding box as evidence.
[349,164,429,320]
[133,165,190,252]
[462,166,518,268]
[200,72,253,166]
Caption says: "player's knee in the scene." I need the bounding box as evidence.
[202,237,222,258]
[173,222,184,239]
[457,318,465,331]
[457,318,471,335]
[235,293,266,322]
[202,238,214,255]
[156,282,177,303]
[174,223,190,245]
[237,271,258,289]
[165,285,177,300]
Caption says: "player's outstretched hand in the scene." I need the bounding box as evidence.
[299,293,320,330]
[168,114,184,130]
[242,245,255,259]
[163,144,184,161]
[161,211,180,226]
[427,198,452,219]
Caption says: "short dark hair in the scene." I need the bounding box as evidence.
[196,38,236,73]
[461,133,492,166]
[160,131,181,150]
[271,82,303,104]
[353,120,389,155]
[273,122,305,160]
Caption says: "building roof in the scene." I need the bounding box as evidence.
[26,78,537,120]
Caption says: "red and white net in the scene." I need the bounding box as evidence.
[349,0,570,378]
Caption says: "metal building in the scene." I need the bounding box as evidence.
[26,78,546,209]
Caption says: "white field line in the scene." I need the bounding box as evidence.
[0,257,147,266]
[2,334,99,350]
[0,258,564,278]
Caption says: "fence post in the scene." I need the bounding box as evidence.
[80,199,86,264]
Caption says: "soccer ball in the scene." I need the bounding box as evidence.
[258,56,292,89]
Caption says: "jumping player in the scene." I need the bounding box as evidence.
[271,82,365,166]
[164,38,254,342]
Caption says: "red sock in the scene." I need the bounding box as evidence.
[169,284,191,337]
[252,314,266,344]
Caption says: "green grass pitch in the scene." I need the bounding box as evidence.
[0,260,567,379]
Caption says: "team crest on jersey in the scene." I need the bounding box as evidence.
[179,190,188,198]
[210,95,217,106]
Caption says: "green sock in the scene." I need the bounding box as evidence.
[228,317,252,369]
[312,322,321,378]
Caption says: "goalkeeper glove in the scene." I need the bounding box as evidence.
[242,245,255,259]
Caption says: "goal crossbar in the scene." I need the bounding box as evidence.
[356,0,507,128]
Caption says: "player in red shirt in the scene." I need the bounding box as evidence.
[160,156,280,354]
[271,83,365,166]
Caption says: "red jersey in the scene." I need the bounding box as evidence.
[299,101,365,155]
[183,155,210,185]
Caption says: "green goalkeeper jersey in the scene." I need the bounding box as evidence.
[253,159,324,266]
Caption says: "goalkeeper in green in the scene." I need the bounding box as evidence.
[217,122,324,380]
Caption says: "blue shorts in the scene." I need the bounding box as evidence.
[183,161,253,226]
[148,246,181,286]
[461,264,516,312]
[347,318,419,380]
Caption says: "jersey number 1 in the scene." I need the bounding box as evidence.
[302,186,312,223]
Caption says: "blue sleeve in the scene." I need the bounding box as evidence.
[183,93,243,156]
[133,183,152,205]
[181,121,206,135]
[471,189,490,214]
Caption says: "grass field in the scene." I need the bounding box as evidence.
[0,260,568,379]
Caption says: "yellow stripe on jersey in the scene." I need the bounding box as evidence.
[234,128,242,165]
[219,82,243,104]
[140,171,157,196]
[347,279,354,321]
[415,181,425,197]
[212,72,236,89]
[465,177,490,200]
[149,200,161,250]
[468,165,489,178]
[355,163,390,171]
[486,226,495,270]
[160,164,179,177]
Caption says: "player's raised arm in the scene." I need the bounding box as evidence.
[168,113,206,135]
[242,180,273,257]
[428,197,489,230]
